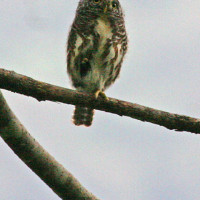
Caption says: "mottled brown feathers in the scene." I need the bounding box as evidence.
[67,0,128,126]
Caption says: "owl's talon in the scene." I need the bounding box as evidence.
[94,90,109,100]
[99,92,109,100]
[94,90,100,99]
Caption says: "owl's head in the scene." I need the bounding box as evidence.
[77,0,124,18]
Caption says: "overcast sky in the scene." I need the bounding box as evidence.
[0,0,200,199]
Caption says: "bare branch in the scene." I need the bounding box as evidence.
[0,91,99,200]
[0,68,200,134]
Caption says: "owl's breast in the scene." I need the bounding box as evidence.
[94,18,113,58]
[94,17,119,66]
[95,17,113,42]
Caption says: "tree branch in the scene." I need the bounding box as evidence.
[0,91,99,200]
[0,68,199,134]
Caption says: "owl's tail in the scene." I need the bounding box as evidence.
[73,106,94,127]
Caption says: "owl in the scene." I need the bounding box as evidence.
[67,0,128,126]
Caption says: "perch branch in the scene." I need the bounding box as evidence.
[0,68,200,134]
[0,91,99,200]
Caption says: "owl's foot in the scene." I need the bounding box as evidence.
[94,90,109,100]
[99,92,109,100]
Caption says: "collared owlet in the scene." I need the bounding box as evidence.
[67,0,128,126]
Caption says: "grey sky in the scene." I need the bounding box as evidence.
[0,0,200,199]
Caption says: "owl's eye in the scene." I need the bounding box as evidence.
[112,2,118,9]
[93,0,100,3]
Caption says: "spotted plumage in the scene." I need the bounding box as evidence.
[67,0,128,126]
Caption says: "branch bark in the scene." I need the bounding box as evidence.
[0,91,99,200]
[0,68,200,134]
